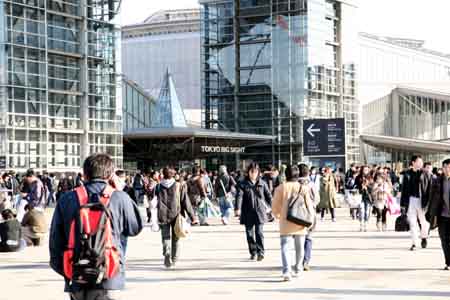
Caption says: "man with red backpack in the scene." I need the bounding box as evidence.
[49,154,143,300]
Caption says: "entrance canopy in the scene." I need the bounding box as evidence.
[123,127,275,164]
[360,134,450,154]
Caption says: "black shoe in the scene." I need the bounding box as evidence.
[164,255,172,268]
[421,238,428,249]
[410,245,416,251]
[303,264,311,271]
[257,255,264,262]
[200,222,210,226]
[444,266,449,271]
[250,254,257,261]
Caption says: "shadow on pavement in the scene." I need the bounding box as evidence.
[249,288,450,297]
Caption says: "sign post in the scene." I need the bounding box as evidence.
[303,118,346,169]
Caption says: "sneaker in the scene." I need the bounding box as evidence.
[332,218,337,222]
[164,255,172,268]
[257,255,264,262]
[283,274,292,282]
[410,245,416,251]
[250,254,257,261]
[303,264,311,271]
[221,218,228,225]
[421,238,428,249]
[171,258,177,267]
[292,266,300,277]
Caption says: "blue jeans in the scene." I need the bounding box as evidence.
[359,201,371,222]
[303,234,312,265]
[218,196,232,219]
[280,235,306,275]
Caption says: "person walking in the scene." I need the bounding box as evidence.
[427,159,450,270]
[272,165,314,281]
[372,173,392,232]
[356,166,373,232]
[214,165,236,225]
[187,167,209,226]
[400,155,431,251]
[24,169,47,210]
[49,154,143,300]
[155,167,197,268]
[319,167,338,222]
[132,171,145,205]
[235,163,272,261]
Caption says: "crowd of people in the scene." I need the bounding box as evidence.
[1,153,450,299]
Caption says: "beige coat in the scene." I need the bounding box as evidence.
[272,181,308,236]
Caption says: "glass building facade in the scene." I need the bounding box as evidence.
[121,9,202,125]
[0,0,123,172]
[122,77,154,132]
[362,87,450,166]
[200,0,359,167]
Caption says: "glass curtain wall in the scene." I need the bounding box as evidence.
[1,0,122,171]
[201,0,359,167]
[122,78,154,131]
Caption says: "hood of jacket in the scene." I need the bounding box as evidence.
[160,178,176,189]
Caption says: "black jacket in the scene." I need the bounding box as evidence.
[214,174,236,198]
[426,175,447,230]
[0,219,21,251]
[156,181,195,225]
[400,169,432,210]
[236,177,272,225]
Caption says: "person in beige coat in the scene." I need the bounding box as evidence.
[319,167,338,222]
[272,164,313,281]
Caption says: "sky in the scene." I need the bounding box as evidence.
[119,0,450,54]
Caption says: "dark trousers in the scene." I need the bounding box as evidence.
[303,234,312,265]
[375,207,388,224]
[245,223,264,256]
[438,217,450,267]
[321,208,335,219]
[161,221,180,261]
[70,290,118,300]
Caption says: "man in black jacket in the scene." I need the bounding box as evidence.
[400,155,431,251]
[427,159,450,270]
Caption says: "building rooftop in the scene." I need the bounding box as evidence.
[359,32,450,60]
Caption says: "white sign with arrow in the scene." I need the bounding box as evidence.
[307,123,320,137]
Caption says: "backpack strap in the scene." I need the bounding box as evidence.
[101,184,115,207]
[74,186,89,206]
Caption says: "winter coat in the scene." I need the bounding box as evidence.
[272,181,312,236]
[156,179,196,225]
[236,177,272,225]
[400,169,432,210]
[426,175,448,230]
[49,180,143,292]
[371,181,392,210]
[319,174,338,209]
[214,174,235,198]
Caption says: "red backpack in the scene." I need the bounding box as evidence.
[63,185,120,286]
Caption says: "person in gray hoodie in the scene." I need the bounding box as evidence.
[155,167,198,268]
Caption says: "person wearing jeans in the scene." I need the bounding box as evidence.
[356,166,373,232]
[272,164,312,281]
[214,165,236,225]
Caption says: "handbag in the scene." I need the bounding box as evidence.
[219,179,234,209]
[387,195,401,215]
[395,211,410,232]
[174,183,190,238]
[286,187,314,227]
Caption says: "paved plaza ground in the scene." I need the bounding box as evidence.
[1,208,450,300]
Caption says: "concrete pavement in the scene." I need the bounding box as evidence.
[1,208,450,300]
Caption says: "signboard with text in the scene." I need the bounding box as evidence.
[303,118,346,157]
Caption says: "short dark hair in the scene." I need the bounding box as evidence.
[25,169,35,178]
[286,165,300,181]
[411,155,422,164]
[1,209,15,220]
[83,153,114,181]
[424,162,432,168]
[299,163,310,178]
[163,167,176,179]
[442,159,450,167]
[115,170,126,177]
